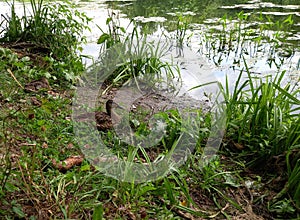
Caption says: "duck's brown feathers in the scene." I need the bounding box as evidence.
[95,100,121,132]
[95,111,112,131]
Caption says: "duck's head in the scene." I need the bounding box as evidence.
[105,99,123,117]
[105,100,113,116]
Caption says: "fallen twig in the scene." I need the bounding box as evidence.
[7,68,24,89]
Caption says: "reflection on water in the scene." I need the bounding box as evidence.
[79,0,300,84]
[0,0,299,83]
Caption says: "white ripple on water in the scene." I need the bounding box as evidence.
[221,3,300,10]
[134,16,167,23]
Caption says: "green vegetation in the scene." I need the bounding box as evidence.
[200,11,297,67]
[0,0,91,83]
[0,0,299,219]
[94,12,180,93]
[222,67,300,206]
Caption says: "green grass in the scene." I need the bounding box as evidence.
[0,5,299,220]
[94,11,181,93]
[221,64,300,163]
[219,65,300,215]
[1,46,299,219]
[0,0,90,83]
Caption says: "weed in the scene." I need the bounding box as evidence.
[199,11,297,68]
[219,64,300,213]
[91,16,181,93]
[174,12,192,47]
[1,2,299,219]
[0,0,91,83]
[221,66,299,159]
[97,10,127,51]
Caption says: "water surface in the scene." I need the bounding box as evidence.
[1,0,299,85]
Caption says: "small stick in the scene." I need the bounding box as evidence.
[19,143,37,146]
[7,68,24,89]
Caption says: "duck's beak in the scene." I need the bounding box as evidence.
[111,101,124,110]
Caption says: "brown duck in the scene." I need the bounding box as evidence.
[95,99,122,131]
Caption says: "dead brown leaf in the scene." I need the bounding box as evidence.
[52,155,84,172]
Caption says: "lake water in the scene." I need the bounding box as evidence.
[1,0,299,90]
